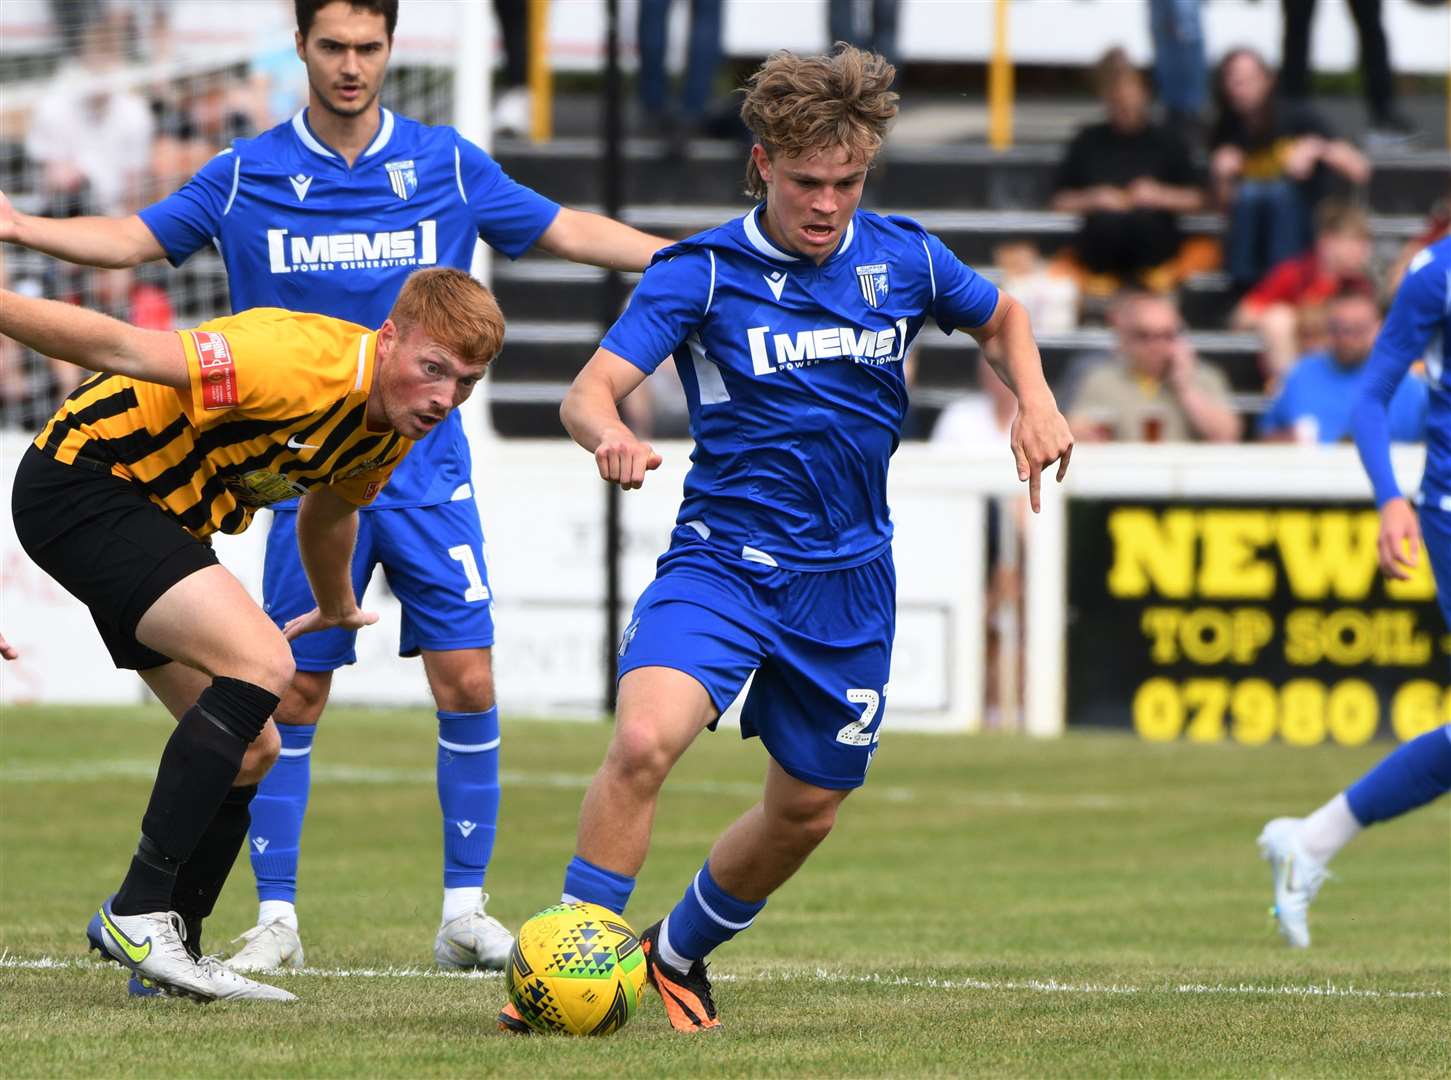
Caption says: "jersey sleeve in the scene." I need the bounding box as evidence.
[174,309,354,429]
[600,249,712,374]
[456,135,561,259]
[921,232,1000,333]
[137,149,239,267]
[1352,245,1448,504]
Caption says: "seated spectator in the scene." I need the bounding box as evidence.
[1233,199,1376,383]
[1385,191,1450,294]
[1051,50,1203,292]
[1068,292,1241,443]
[995,240,1078,333]
[1209,47,1370,292]
[1258,289,1426,444]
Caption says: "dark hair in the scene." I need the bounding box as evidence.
[1212,46,1276,133]
[295,0,398,42]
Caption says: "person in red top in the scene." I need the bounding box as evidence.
[1232,198,1375,384]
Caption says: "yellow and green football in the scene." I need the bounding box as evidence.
[506,902,648,1036]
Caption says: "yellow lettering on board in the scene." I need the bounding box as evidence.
[1107,509,1196,599]
[1198,510,1274,599]
[1274,511,1380,601]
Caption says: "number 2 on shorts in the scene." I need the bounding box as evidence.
[837,688,881,746]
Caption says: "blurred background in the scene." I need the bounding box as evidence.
[1,0,1448,746]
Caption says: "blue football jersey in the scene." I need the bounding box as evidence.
[139,108,560,508]
[602,207,1000,570]
[1354,237,1451,510]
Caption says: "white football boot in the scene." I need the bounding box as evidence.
[1258,817,1329,948]
[87,901,215,1002]
[197,955,297,1001]
[434,896,513,970]
[224,919,306,973]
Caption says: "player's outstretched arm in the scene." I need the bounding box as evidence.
[0,288,186,387]
[283,485,378,640]
[971,293,1074,513]
[0,191,164,269]
[536,207,671,273]
[0,632,17,660]
[561,347,662,490]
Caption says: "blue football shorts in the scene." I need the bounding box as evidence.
[1418,501,1451,634]
[263,498,495,671]
[616,533,896,790]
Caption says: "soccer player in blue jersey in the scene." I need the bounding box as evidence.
[1258,236,1451,948]
[499,46,1072,1034]
[0,0,666,975]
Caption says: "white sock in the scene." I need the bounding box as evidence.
[442,886,482,924]
[656,914,691,973]
[1298,792,1363,865]
[258,899,298,931]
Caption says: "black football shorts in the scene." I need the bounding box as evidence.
[12,444,220,670]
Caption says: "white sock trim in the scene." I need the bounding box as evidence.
[438,736,501,753]
[692,871,755,931]
[1299,792,1362,865]
[656,914,693,972]
[258,900,298,931]
[277,745,312,758]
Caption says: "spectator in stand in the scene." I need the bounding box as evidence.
[1385,192,1450,294]
[1148,0,1207,134]
[1259,289,1426,444]
[993,240,1079,333]
[492,0,530,136]
[1280,0,1415,147]
[1210,47,1370,293]
[1233,199,1376,383]
[829,0,900,69]
[1068,292,1241,443]
[1051,50,1204,293]
[637,0,723,147]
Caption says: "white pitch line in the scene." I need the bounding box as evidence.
[0,759,1132,811]
[0,956,1441,1001]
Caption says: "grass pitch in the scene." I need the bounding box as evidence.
[2,706,1447,1077]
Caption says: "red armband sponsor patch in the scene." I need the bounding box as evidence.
[362,481,382,501]
[192,330,238,410]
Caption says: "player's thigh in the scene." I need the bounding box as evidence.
[263,507,379,672]
[136,564,294,696]
[374,500,495,656]
[1417,503,1451,632]
[742,553,896,791]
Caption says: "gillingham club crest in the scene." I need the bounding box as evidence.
[385,159,418,201]
[855,262,889,308]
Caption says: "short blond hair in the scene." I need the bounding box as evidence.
[388,267,505,367]
[739,44,898,201]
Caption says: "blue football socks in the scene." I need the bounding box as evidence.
[248,722,316,904]
[1345,724,1451,826]
[437,708,501,890]
[561,855,636,914]
[658,860,766,970]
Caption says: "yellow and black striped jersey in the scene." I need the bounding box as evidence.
[34,308,412,538]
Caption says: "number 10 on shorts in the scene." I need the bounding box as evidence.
[448,544,491,603]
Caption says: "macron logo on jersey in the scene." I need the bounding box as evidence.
[746,319,909,375]
[266,220,438,274]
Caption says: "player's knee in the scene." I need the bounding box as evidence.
[773,791,845,848]
[237,723,281,784]
[431,668,495,713]
[244,641,296,700]
[275,669,331,727]
[605,719,676,791]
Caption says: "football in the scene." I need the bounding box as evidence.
[506,902,649,1036]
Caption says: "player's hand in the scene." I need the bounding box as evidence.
[0,631,17,660]
[594,430,662,490]
[1010,397,1074,514]
[281,606,380,640]
[1376,497,1422,581]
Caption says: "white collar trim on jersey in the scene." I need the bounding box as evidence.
[743,204,855,263]
[291,108,395,160]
